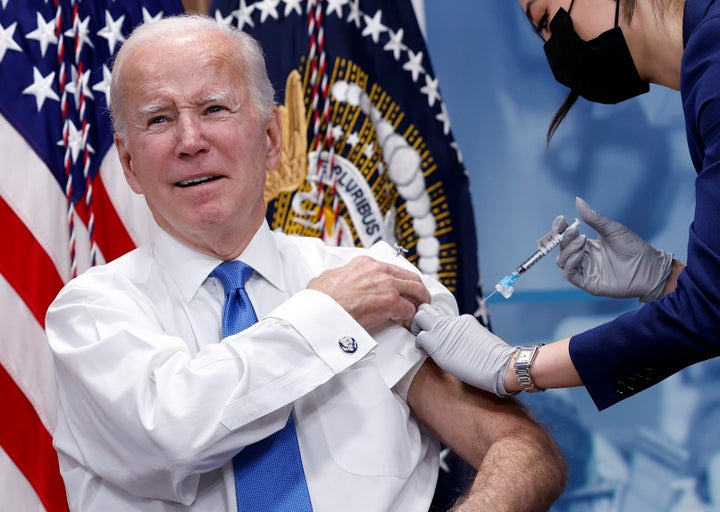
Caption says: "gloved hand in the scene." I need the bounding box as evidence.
[411,303,517,397]
[556,197,674,302]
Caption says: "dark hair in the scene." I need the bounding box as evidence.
[547,91,579,145]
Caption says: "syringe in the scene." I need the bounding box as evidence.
[481,218,581,304]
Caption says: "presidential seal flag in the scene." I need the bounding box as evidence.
[210,0,483,320]
[0,1,183,510]
[210,0,485,508]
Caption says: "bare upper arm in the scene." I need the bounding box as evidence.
[408,360,567,510]
[407,359,551,468]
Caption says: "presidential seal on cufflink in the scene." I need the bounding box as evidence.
[338,336,358,353]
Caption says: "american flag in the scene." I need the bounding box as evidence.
[0,1,183,509]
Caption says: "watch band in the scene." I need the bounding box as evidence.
[514,345,545,393]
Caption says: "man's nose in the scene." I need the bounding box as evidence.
[175,115,209,156]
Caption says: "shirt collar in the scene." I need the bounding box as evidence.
[153,220,287,302]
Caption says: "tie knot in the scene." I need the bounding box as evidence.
[210,260,254,294]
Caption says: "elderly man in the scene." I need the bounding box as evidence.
[45,14,565,512]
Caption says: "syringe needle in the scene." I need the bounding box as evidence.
[481,216,581,306]
[479,289,498,305]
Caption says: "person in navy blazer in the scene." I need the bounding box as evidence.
[411,0,720,412]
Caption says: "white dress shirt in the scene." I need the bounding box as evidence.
[46,221,459,511]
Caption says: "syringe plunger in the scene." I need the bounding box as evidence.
[516,218,581,274]
[490,218,581,301]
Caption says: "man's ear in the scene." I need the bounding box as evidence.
[265,107,283,172]
[114,134,143,195]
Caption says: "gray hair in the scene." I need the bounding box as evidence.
[110,14,276,141]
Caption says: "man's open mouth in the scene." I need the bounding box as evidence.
[176,176,222,188]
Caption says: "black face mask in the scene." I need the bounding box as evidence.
[543,1,649,104]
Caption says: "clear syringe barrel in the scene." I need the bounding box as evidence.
[516,218,580,274]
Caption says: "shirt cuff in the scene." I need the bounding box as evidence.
[266,289,377,373]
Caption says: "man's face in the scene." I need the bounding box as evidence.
[114,31,281,259]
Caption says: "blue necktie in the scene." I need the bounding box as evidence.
[211,261,313,511]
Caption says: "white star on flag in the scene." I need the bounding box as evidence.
[347,0,361,28]
[64,15,95,63]
[326,0,348,18]
[97,11,126,54]
[0,21,22,62]
[420,74,441,107]
[25,12,57,57]
[283,0,302,17]
[384,28,406,61]
[92,65,113,107]
[23,67,59,111]
[233,0,255,29]
[256,0,280,23]
[362,10,387,44]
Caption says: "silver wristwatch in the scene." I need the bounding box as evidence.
[514,345,545,392]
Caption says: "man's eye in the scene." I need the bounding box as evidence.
[207,105,224,114]
[149,116,166,125]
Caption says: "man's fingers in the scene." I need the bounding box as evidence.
[393,273,432,308]
[362,259,430,308]
[381,269,430,325]
[308,256,430,330]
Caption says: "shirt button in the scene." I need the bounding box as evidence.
[338,336,358,353]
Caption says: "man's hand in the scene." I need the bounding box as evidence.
[411,304,516,396]
[307,256,430,330]
[556,197,673,302]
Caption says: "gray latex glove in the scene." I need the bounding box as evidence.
[556,197,673,302]
[411,303,516,397]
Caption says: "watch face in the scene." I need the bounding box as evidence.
[516,352,531,364]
